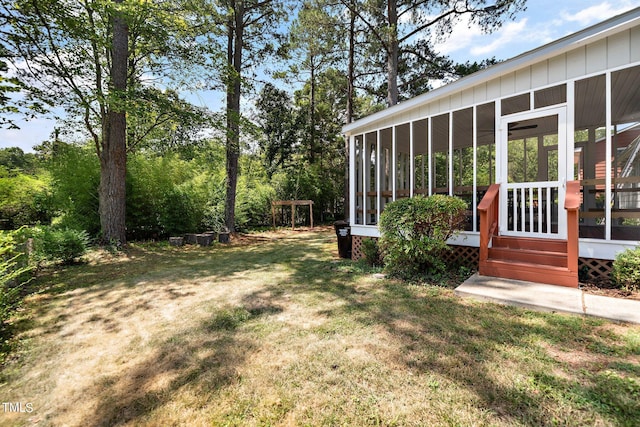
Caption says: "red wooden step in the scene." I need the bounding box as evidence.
[479,259,578,288]
[492,236,567,253]
[488,247,567,268]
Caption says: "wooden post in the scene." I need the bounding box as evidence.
[291,204,295,230]
[272,202,276,230]
[478,184,500,274]
[564,181,581,287]
[310,203,314,228]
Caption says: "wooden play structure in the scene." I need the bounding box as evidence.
[271,200,314,230]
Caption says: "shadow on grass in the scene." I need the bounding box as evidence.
[82,302,283,427]
[247,244,640,426]
[21,233,316,337]
[15,230,640,425]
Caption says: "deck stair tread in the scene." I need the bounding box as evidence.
[488,247,567,267]
[481,235,577,287]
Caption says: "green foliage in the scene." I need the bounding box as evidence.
[33,226,89,264]
[0,147,39,173]
[378,195,467,279]
[256,69,347,224]
[272,161,343,224]
[0,166,53,230]
[361,237,382,267]
[612,247,640,292]
[45,143,101,235]
[126,153,211,239]
[1,229,33,343]
[235,178,276,230]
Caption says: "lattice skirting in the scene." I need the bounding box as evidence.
[578,257,613,282]
[351,236,613,282]
[352,235,365,260]
[351,236,479,268]
[442,245,480,269]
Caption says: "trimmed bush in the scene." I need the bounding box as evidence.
[612,247,640,292]
[361,237,383,267]
[34,227,89,264]
[379,195,467,279]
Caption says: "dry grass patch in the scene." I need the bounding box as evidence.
[1,229,639,426]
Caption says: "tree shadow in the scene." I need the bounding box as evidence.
[14,230,639,425]
[79,299,283,427]
[256,248,640,426]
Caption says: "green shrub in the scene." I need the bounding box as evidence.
[126,153,211,239]
[46,143,101,235]
[34,227,89,264]
[612,247,640,292]
[361,237,383,267]
[0,167,53,230]
[378,195,467,280]
[1,230,34,342]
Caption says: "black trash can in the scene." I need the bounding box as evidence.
[334,220,352,259]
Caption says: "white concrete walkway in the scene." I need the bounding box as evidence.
[456,274,640,324]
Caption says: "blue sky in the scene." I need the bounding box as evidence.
[1,0,638,153]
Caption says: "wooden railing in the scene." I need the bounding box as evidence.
[478,183,500,267]
[564,181,581,275]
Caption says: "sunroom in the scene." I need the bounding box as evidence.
[343,7,640,287]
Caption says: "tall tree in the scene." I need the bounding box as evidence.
[286,1,342,164]
[0,0,215,243]
[213,0,286,233]
[255,83,297,176]
[100,0,128,242]
[339,0,527,106]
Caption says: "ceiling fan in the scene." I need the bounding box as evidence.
[508,122,538,136]
[477,122,539,138]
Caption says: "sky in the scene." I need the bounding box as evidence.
[1,0,639,153]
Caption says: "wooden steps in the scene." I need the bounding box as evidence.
[479,236,578,288]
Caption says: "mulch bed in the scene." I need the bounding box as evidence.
[580,279,640,301]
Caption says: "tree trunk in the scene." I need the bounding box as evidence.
[387,0,399,107]
[224,1,244,233]
[344,7,356,219]
[309,56,316,164]
[99,0,128,244]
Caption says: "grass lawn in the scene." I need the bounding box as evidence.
[1,228,639,426]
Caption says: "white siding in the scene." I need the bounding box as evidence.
[608,30,631,68]
[500,72,516,96]
[548,54,567,83]
[486,79,501,99]
[586,39,608,73]
[473,84,488,104]
[632,26,640,62]
[567,46,586,78]
[450,92,462,110]
[515,67,531,93]
[461,88,475,107]
[438,97,451,113]
[531,60,548,87]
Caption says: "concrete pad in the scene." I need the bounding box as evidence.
[582,293,640,324]
[456,273,640,324]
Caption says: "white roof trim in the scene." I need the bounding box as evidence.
[343,7,640,135]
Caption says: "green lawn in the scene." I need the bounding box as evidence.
[1,229,639,426]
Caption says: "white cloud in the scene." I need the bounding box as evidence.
[435,16,552,60]
[560,1,637,26]
[433,15,482,56]
[434,0,639,63]
[470,19,531,57]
